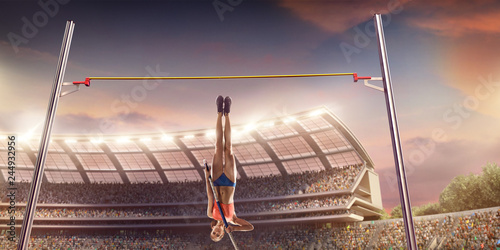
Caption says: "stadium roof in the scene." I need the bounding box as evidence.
[0,107,374,184]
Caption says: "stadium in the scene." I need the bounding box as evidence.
[1,2,500,248]
[1,107,499,249]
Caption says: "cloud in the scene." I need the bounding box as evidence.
[395,0,500,118]
[51,103,212,135]
[278,0,411,34]
[436,36,500,119]
[52,111,160,134]
[279,0,500,37]
[0,40,116,80]
[379,135,500,210]
[405,0,500,37]
[408,11,500,37]
[0,40,58,62]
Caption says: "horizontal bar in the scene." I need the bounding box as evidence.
[92,73,354,80]
[73,73,356,86]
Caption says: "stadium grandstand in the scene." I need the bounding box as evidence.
[1,107,499,249]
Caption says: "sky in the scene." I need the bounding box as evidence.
[1,0,499,211]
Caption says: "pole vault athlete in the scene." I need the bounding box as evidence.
[205,95,254,242]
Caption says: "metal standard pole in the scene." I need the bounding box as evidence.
[17,20,75,250]
[374,14,417,249]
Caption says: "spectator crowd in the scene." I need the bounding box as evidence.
[0,164,364,204]
[374,209,500,250]
[2,208,497,249]
[1,161,497,249]
[0,195,352,219]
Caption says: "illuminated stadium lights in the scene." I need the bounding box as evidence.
[116,137,130,143]
[243,123,257,132]
[64,139,77,143]
[17,134,31,142]
[283,116,296,123]
[90,138,103,144]
[231,129,241,138]
[140,137,152,142]
[183,134,195,139]
[205,130,215,137]
[161,135,173,141]
[262,121,275,127]
[308,109,325,117]
[17,122,44,142]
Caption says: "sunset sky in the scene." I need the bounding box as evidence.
[1,0,499,211]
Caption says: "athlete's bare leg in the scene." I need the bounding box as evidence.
[224,97,236,182]
[212,96,224,180]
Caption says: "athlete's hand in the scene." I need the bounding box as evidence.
[204,163,211,177]
[225,225,234,233]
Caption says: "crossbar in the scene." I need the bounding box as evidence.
[73,73,358,86]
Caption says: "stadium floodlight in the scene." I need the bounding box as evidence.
[183,134,195,139]
[17,135,29,142]
[140,137,152,142]
[90,138,103,144]
[17,122,45,142]
[231,129,242,138]
[18,130,37,142]
[283,116,296,124]
[262,121,275,127]
[161,135,173,141]
[205,131,216,137]
[64,139,77,143]
[243,123,257,132]
[308,109,325,117]
[116,137,130,143]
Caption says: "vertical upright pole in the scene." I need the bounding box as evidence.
[374,14,417,249]
[17,20,75,250]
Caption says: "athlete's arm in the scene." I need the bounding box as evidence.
[226,216,254,232]
[205,166,214,218]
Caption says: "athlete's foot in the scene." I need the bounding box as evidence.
[216,95,224,113]
[224,96,232,115]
